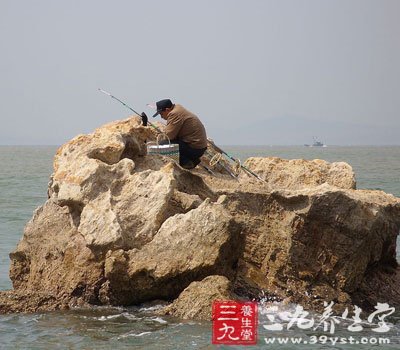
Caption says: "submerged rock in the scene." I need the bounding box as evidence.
[1,116,399,318]
[161,275,236,320]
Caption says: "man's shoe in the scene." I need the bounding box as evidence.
[193,158,201,167]
[182,161,195,170]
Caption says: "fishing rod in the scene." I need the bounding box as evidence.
[207,138,264,181]
[98,88,162,133]
[98,88,141,116]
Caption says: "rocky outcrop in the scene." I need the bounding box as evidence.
[1,116,399,318]
[219,186,400,312]
[242,157,356,190]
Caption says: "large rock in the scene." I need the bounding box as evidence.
[219,185,400,311]
[2,116,399,319]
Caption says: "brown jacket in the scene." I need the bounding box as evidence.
[165,104,207,149]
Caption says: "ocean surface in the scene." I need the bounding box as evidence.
[0,145,399,349]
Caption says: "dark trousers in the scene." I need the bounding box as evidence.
[171,139,207,166]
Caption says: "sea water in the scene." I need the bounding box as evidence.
[0,145,399,349]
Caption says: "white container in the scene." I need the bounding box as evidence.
[146,134,180,163]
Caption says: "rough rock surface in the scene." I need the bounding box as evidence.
[1,116,399,318]
[0,290,70,314]
[243,157,356,190]
[219,185,400,312]
[99,199,242,305]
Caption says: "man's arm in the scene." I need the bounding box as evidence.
[165,115,184,140]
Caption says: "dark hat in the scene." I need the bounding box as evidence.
[151,99,173,118]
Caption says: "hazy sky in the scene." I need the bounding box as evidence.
[0,0,399,145]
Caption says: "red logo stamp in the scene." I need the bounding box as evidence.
[212,300,258,345]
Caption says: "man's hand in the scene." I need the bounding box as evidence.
[141,112,148,126]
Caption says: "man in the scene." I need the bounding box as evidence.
[150,99,208,169]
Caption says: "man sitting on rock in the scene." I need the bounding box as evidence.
[151,99,208,170]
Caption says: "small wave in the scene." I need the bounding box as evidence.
[117,331,152,339]
[151,316,168,324]
[98,315,118,321]
[82,312,141,322]
[137,303,168,312]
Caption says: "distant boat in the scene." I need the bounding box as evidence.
[304,137,327,147]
